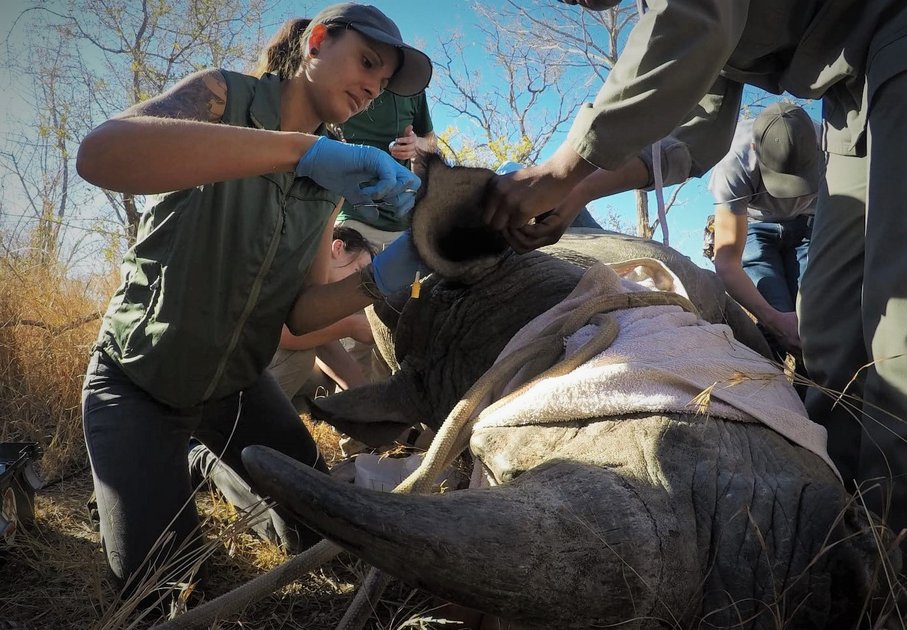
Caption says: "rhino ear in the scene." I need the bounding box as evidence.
[306,377,426,448]
[410,155,509,283]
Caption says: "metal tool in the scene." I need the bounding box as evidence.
[351,188,418,214]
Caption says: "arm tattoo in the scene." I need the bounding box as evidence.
[121,70,227,123]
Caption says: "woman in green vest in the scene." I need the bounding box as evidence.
[76,3,431,604]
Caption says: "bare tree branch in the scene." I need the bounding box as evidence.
[1,0,273,265]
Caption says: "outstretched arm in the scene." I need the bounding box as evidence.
[484,0,749,236]
[712,207,800,352]
[288,231,426,335]
[76,69,316,194]
[279,312,374,350]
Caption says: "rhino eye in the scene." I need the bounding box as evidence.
[437,226,509,262]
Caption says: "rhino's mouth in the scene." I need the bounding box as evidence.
[410,153,510,283]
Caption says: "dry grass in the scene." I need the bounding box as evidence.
[0,256,449,629]
[0,257,112,482]
[0,465,447,629]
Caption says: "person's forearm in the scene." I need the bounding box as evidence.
[315,342,368,390]
[552,157,650,223]
[287,272,373,335]
[77,117,315,194]
[714,259,782,325]
[566,0,742,170]
[279,315,364,350]
[572,157,650,205]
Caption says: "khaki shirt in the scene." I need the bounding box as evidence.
[567,0,907,185]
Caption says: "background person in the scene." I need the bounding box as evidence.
[332,90,437,387]
[77,3,431,602]
[483,0,907,539]
[708,103,819,367]
[267,225,376,408]
[335,89,437,248]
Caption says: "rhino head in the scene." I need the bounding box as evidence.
[243,156,899,628]
[310,155,771,447]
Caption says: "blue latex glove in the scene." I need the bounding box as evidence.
[296,137,421,219]
[370,231,429,296]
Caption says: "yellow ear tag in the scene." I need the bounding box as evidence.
[410,271,422,299]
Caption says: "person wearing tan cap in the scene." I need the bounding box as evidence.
[76,2,432,605]
[483,0,907,544]
[708,103,820,370]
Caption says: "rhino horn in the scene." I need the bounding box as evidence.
[242,445,687,628]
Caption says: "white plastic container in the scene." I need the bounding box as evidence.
[353,453,421,492]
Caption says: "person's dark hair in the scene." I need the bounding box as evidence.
[253,18,345,79]
[334,225,377,259]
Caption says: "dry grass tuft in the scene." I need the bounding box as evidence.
[1,463,444,629]
[0,257,115,482]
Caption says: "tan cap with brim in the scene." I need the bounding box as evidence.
[311,3,432,97]
[753,103,820,199]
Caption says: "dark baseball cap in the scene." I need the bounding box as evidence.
[753,103,820,199]
[310,3,432,97]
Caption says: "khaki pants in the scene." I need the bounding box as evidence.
[267,348,317,399]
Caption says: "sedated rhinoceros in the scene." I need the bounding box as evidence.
[242,156,900,629]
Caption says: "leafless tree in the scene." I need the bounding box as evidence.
[432,0,632,168]
[431,0,691,238]
[2,0,274,264]
[0,25,95,267]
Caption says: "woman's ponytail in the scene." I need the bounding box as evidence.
[253,18,312,79]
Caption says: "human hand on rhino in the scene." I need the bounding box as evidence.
[482,143,596,245]
[764,308,802,353]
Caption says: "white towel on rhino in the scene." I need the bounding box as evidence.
[470,261,839,481]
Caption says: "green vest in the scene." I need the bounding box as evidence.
[336,91,433,232]
[97,71,340,408]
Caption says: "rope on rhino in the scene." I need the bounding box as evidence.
[336,289,699,630]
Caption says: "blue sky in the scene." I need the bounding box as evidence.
[0,0,822,270]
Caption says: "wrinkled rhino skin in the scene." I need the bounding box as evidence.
[245,419,889,628]
[280,238,900,628]
[314,232,770,447]
[317,250,583,445]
